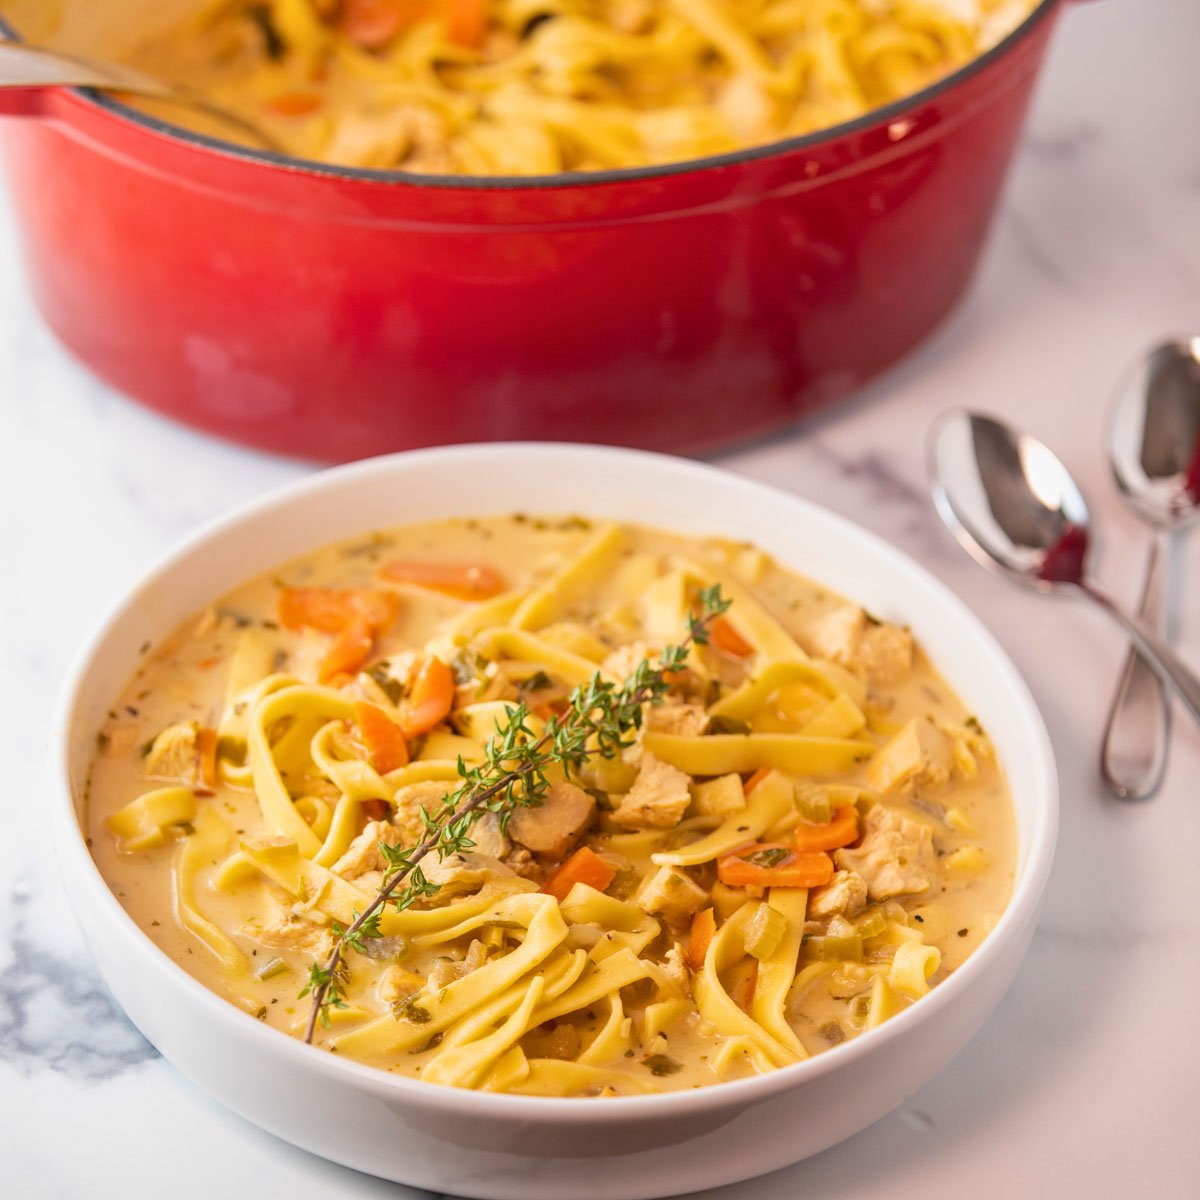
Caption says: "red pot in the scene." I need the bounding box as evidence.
[0,3,1065,462]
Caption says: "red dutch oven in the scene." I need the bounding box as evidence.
[1,2,1068,462]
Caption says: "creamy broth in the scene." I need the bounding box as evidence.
[87,516,1014,1095]
[5,1,1035,174]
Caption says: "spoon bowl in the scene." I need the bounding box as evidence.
[928,409,1200,727]
[929,410,1092,588]
[1109,336,1200,532]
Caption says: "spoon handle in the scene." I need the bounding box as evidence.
[1099,534,1172,800]
[0,43,281,151]
[0,42,172,96]
[1081,577,1200,726]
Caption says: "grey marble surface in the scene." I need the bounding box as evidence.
[2,0,1199,1195]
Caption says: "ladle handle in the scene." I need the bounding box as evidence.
[0,41,171,95]
[1082,576,1200,727]
[1099,535,1172,800]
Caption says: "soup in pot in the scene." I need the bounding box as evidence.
[13,0,1038,173]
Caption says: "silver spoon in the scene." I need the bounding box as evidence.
[1101,338,1200,799]
[0,41,282,152]
[927,410,1200,726]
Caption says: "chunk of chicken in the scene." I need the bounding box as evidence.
[645,702,708,738]
[331,819,406,882]
[662,942,693,995]
[717,74,775,140]
[807,870,869,919]
[143,720,201,783]
[503,846,545,884]
[469,811,512,859]
[426,939,490,992]
[379,964,426,1007]
[392,780,455,844]
[835,806,935,900]
[508,781,596,859]
[868,717,956,796]
[245,894,335,958]
[601,640,655,683]
[805,606,913,686]
[611,754,692,830]
[636,865,709,925]
[421,851,515,898]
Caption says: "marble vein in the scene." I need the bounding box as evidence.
[0,878,158,1083]
[1002,208,1071,288]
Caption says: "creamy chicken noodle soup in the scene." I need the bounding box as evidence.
[88,517,1014,1096]
[39,0,1036,173]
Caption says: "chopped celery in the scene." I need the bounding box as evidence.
[849,992,872,1022]
[255,956,288,980]
[478,925,509,952]
[744,902,788,960]
[361,935,410,962]
[911,796,947,824]
[826,915,857,939]
[805,933,863,963]
[855,907,888,940]
[793,782,832,824]
[708,715,752,736]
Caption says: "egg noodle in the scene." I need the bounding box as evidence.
[88,516,1015,1095]
[125,0,1037,172]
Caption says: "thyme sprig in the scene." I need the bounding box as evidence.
[300,584,731,1042]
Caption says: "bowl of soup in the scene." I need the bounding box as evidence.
[54,443,1057,1198]
[0,1,1068,460]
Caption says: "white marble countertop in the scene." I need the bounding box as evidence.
[2,1,1198,1195]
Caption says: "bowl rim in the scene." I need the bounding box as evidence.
[3,0,1060,191]
[53,442,1058,1123]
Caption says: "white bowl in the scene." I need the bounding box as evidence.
[53,444,1057,1200]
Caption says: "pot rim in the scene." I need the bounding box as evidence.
[54,441,1059,1125]
[0,0,1060,191]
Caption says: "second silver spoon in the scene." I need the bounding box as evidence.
[1102,338,1200,799]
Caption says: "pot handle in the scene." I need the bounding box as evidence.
[0,85,44,118]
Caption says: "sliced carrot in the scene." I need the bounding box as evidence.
[793,806,859,854]
[400,656,456,738]
[264,90,323,117]
[348,588,402,634]
[319,617,374,684]
[196,727,219,790]
[687,907,716,972]
[338,0,418,48]
[354,701,410,774]
[731,958,759,1011]
[711,615,753,659]
[379,559,505,602]
[279,586,354,633]
[543,846,617,902]
[278,587,400,636]
[280,587,399,684]
[361,798,391,822]
[446,0,487,47]
[717,844,834,890]
[743,766,772,796]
